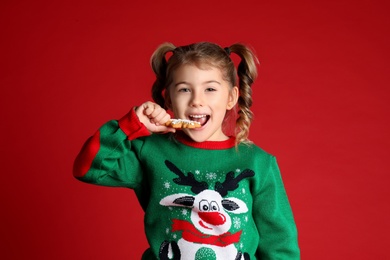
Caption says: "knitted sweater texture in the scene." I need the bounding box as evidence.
[73,109,300,260]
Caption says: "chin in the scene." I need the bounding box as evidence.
[184,131,209,142]
[184,129,225,142]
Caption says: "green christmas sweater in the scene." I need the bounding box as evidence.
[73,109,300,260]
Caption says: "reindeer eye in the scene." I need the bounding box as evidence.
[210,201,219,211]
[199,200,209,211]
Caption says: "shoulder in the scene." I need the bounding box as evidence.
[143,132,176,143]
[237,142,275,159]
[234,142,279,175]
[134,133,179,149]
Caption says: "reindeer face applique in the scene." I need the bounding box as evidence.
[159,160,254,260]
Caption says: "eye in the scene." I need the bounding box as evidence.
[178,87,190,92]
[209,201,219,211]
[199,200,209,211]
[205,87,217,92]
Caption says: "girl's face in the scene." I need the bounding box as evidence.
[168,64,238,142]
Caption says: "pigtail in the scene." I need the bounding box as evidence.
[229,43,259,144]
[150,42,176,108]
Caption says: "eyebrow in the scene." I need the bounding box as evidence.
[174,80,221,87]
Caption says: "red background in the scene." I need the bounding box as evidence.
[1,0,389,259]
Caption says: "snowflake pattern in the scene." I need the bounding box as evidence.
[181,209,188,216]
[164,181,171,189]
[206,172,217,180]
[195,170,200,175]
[236,168,241,173]
[233,217,241,229]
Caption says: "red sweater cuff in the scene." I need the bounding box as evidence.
[118,108,151,140]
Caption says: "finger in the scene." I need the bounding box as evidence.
[156,125,176,133]
[143,102,159,117]
[145,104,166,123]
[153,112,171,126]
[149,121,176,132]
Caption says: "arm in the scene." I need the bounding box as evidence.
[253,156,300,259]
[73,102,175,187]
[73,108,151,187]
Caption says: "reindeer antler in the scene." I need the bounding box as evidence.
[215,169,255,197]
[165,160,208,194]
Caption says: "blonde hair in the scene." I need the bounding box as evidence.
[150,42,258,145]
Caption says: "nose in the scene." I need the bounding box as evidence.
[198,212,226,226]
[190,91,203,107]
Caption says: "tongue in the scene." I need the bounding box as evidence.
[193,116,208,126]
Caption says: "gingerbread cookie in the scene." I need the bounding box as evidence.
[165,119,201,129]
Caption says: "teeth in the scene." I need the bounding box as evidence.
[189,115,207,119]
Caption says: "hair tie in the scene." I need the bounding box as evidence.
[224,47,231,55]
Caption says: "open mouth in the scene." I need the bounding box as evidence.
[189,114,210,126]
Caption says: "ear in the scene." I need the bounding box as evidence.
[227,86,239,110]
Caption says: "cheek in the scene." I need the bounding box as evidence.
[170,97,183,109]
[168,92,179,107]
[215,96,231,110]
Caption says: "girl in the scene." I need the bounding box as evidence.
[73,42,300,259]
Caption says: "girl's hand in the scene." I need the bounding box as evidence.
[135,101,175,133]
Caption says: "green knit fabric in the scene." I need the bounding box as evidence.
[77,119,300,259]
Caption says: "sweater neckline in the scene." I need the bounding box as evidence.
[174,132,236,150]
